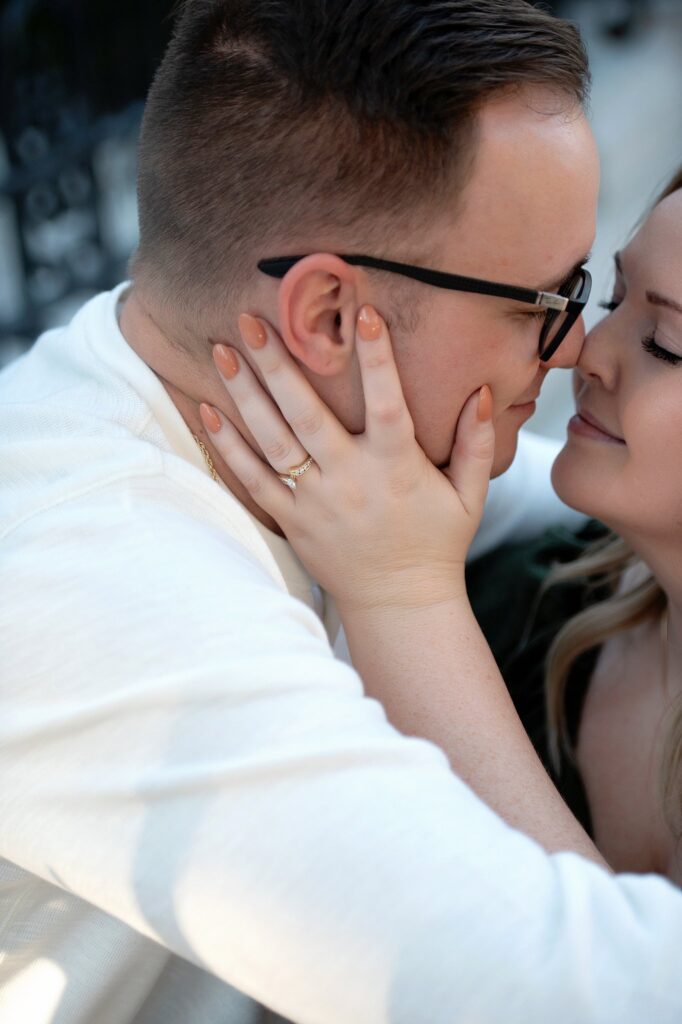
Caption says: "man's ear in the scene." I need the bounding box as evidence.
[277,254,363,376]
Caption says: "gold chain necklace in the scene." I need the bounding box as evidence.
[192,434,219,482]
[134,353,220,483]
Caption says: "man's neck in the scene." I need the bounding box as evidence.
[118,287,285,537]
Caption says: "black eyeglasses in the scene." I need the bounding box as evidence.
[258,254,592,362]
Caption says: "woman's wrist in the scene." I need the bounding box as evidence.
[335,564,469,618]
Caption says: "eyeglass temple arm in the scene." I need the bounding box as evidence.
[257,255,570,310]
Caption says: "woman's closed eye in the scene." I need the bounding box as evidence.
[599,298,682,366]
[641,334,682,367]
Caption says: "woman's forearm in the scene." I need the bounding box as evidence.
[340,582,608,867]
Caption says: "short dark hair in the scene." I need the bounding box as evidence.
[133,0,590,317]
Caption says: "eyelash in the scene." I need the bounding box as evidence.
[598,300,682,367]
[523,310,547,324]
[641,335,682,366]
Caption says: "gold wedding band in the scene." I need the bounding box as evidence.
[278,454,314,491]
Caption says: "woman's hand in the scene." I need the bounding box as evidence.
[199,305,494,614]
[196,307,607,866]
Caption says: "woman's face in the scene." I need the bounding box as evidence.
[552,187,682,543]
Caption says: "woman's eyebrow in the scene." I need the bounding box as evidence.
[615,252,682,313]
[647,291,682,316]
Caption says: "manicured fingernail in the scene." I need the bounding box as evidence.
[238,313,267,349]
[477,385,493,422]
[357,304,382,341]
[199,403,222,433]
[214,344,240,379]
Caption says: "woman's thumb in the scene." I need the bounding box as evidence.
[445,385,495,518]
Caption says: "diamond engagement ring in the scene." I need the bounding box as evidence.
[278,454,315,491]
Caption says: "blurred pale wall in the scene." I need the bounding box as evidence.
[529,0,682,439]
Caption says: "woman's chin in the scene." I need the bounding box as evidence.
[550,444,602,519]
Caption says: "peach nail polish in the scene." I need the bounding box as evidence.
[477,385,493,422]
[357,305,382,341]
[214,344,240,379]
[238,313,267,349]
[199,403,222,433]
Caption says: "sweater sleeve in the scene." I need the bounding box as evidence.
[1,475,681,1024]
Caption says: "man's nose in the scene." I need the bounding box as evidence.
[542,315,586,370]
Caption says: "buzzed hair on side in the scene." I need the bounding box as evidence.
[132,0,590,318]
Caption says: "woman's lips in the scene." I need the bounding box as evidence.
[568,408,625,445]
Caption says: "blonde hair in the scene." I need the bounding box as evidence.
[544,165,682,838]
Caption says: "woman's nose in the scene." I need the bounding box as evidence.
[575,313,620,390]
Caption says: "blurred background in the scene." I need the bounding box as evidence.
[1,0,681,440]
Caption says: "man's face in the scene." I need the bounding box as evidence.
[387,86,599,477]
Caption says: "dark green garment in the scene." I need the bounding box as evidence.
[466,519,613,838]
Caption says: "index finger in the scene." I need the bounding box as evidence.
[237,314,348,465]
[356,305,416,458]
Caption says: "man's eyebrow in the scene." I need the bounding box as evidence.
[647,291,682,316]
[537,252,591,294]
